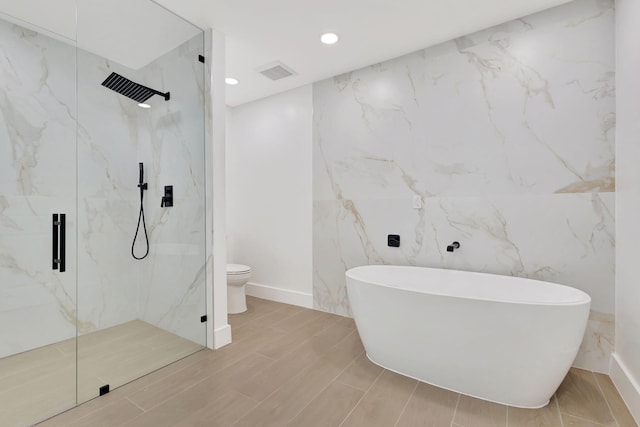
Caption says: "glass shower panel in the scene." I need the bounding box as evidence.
[76,0,207,403]
[0,4,77,426]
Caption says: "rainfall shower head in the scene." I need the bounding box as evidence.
[101,72,170,103]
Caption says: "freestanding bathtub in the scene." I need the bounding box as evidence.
[345,265,591,408]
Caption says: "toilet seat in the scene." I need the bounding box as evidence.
[227,264,251,275]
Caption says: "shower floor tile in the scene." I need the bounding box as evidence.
[0,320,202,427]
[35,297,637,427]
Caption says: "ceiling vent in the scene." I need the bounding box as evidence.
[257,61,296,81]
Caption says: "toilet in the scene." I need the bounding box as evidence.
[226,264,252,314]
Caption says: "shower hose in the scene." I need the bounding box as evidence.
[131,181,149,260]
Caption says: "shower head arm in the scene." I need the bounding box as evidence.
[142,85,170,101]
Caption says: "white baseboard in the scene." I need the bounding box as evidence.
[212,324,232,349]
[610,353,640,424]
[245,282,313,309]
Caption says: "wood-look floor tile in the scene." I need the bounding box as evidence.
[453,394,507,427]
[122,354,271,427]
[327,330,365,362]
[233,336,362,427]
[128,351,271,411]
[286,381,364,427]
[254,321,330,360]
[336,353,383,392]
[507,396,563,427]
[234,341,323,400]
[0,346,65,379]
[341,370,417,427]
[37,353,209,427]
[561,413,609,426]
[175,391,259,427]
[64,398,143,427]
[228,297,283,328]
[395,382,459,427]
[237,303,304,331]
[32,299,638,427]
[594,372,638,427]
[556,368,616,426]
[270,308,331,334]
[234,326,349,401]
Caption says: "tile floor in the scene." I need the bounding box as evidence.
[38,296,637,427]
[1,320,202,427]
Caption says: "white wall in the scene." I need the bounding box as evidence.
[226,85,313,307]
[613,0,640,421]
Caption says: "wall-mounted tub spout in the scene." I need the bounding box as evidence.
[446,241,460,252]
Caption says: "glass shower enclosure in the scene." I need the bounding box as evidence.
[0,0,207,425]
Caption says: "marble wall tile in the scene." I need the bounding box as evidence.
[573,310,615,373]
[313,0,615,372]
[76,49,141,334]
[0,19,77,358]
[1,15,207,357]
[135,34,207,345]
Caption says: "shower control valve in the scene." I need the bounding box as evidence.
[161,185,173,208]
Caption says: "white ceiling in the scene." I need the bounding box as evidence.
[0,0,200,70]
[0,0,573,106]
[155,0,573,106]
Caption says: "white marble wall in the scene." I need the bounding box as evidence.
[76,50,141,335]
[135,35,207,345]
[0,16,207,357]
[76,34,207,345]
[313,0,615,373]
[0,19,78,358]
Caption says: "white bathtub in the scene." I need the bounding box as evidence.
[345,265,591,408]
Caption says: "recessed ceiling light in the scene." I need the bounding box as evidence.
[138,103,151,109]
[225,77,239,85]
[320,32,339,45]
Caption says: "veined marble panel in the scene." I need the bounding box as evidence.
[76,49,141,334]
[0,18,77,358]
[574,310,615,373]
[314,0,614,201]
[313,0,615,372]
[135,34,207,345]
[314,193,614,314]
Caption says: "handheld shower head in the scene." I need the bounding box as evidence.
[137,162,147,191]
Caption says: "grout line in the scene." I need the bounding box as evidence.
[559,411,610,426]
[450,393,462,427]
[338,366,385,427]
[392,380,419,427]
[554,395,566,427]
[592,371,622,427]
[136,350,258,413]
[506,404,509,427]
[234,327,360,423]
[284,348,365,424]
[125,396,146,413]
